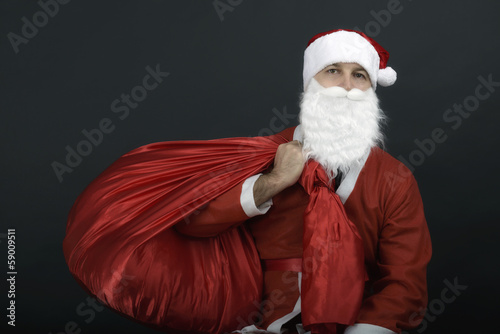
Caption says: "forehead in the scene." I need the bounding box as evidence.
[325,62,368,72]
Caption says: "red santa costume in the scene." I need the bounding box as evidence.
[175,29,432,334]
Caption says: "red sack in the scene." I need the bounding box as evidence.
[63,135,287,333]
[63,132,365,333]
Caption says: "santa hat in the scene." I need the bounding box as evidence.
[303,29,397,90]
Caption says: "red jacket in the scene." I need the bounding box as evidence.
[176,127,432,333]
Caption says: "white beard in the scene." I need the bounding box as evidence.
[299,78,385,181]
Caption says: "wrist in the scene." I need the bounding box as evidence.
[261,171,290,193]
[253,172,288,207]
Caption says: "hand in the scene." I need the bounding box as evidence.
[269,140,306,189]
[253,141,305,207]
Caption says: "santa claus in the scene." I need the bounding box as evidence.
[175,29,432,334]
[64,29,432,334]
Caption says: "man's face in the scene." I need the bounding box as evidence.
[299,65,382,180]
[313,62,372,91]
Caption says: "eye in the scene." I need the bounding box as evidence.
[326,68,339,74]
[354,72,366,80]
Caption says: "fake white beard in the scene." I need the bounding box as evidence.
[299,78,385,180]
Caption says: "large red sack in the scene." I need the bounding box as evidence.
[63,135,287,333]
[63,132,366,333]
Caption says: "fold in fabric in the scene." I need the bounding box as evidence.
[63,134,365,333]
[299,161,366,333]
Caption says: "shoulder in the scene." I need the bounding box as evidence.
[367,147,410,174]
[363,147,421,204]
[366,147,415,184]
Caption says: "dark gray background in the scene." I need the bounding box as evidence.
[1,0,499,333]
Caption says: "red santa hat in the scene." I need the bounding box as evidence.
[303,29,397,90]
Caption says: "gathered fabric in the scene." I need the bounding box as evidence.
[298,160,365,333]
[63,133,365,334]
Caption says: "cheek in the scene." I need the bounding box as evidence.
[354,80,372,90]
[315,73,339,88]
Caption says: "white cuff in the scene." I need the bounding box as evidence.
[240,174,272,217]
[344,323,396,334]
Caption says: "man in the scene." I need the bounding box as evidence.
[175,29,432,334]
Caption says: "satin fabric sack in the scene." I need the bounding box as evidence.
[63,135,286,333]
[63,133,365,333]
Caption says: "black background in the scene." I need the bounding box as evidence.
[1,0,499,333]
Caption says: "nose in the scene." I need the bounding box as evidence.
[338,74,353,91]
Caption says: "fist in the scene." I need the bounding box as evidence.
[270,140,306,189]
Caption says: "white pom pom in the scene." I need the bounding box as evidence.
[377,67,397,87]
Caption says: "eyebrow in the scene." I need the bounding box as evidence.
[326,63,368,73]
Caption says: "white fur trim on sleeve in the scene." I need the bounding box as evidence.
[344,323,396,334]
[240,174,273,217]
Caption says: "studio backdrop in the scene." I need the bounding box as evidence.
[1,0,499,333]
